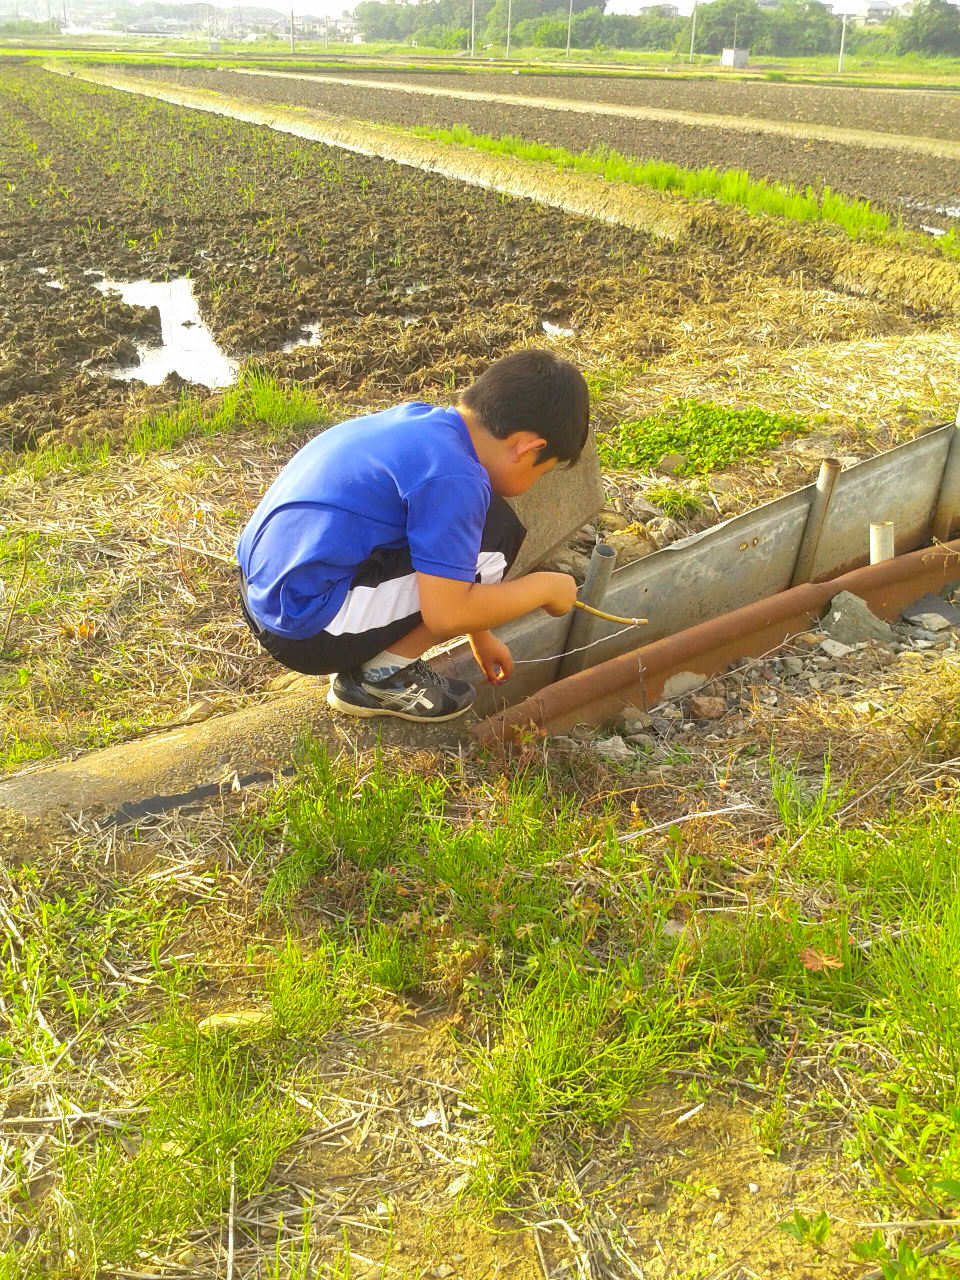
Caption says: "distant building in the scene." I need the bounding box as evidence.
[845,0,896,20]
[636,3,679,15]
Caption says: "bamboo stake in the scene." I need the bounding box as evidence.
[573,600,648,626]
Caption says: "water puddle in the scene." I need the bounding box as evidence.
[541,317,576,338]
[33,267,64,289]
[93,276,238,388]
[280,321,322,353]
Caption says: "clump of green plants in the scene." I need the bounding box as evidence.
[599,398,810,474]
[643,481,709,518]
[12,369,327,480]
[411,124,895,239]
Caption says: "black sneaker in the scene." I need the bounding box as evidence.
[327,659,476,722]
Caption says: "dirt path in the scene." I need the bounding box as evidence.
[235,69,960,162]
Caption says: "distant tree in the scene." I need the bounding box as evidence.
[354,0,417,40]
[0,16,59,32]
[755,0,837,55]
[482,0,602,42]
[627,10,685,47]
[691,0,764,52]
[896,0,960,53]
[412,19,470,43]
[571,3,604,43]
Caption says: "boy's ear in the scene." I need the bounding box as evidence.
[511,432,548,461]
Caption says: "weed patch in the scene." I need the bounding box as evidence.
[411,123,901,241]
[599,398,810,473]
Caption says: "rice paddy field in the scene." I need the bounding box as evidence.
[2,54,960,1280]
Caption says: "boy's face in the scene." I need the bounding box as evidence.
[488,436,557,497]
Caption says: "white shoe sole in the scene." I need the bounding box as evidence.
[326,687,474,723]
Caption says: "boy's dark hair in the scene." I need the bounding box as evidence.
[460,349,589,466]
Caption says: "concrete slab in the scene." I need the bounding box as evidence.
[0,690,471,827]
[506,426,603,577]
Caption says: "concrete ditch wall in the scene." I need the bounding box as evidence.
[435,420,960,711]
[4,421,956,826]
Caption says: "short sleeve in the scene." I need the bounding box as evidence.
[404,473,490,581]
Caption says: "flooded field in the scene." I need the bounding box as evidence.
[2,64,958,455]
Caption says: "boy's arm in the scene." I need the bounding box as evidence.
[416,570,578,640]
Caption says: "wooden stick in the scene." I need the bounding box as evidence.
[573,600,648,626]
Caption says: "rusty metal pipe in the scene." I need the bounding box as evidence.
[791,457,842,586]
[472,538,960,745]
[557,543,617,680]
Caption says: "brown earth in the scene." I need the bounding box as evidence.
[130,65,960,231]
[5,65,952,454]
[359,67,960,143]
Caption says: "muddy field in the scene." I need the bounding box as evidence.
[350,67,960,142]
[4,65,954,455]
[123,65,960,230]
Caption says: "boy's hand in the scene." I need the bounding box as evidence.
[540,572,579,617]
[469,631,514,684]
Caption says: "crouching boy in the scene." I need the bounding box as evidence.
[237,349,588,722]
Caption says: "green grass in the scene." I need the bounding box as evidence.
[6,699,960,1271]
[599,398,810,474]
[248,739,960,1216]
[410,123,899,239]
[5,368,328,479]
[643,481,709,518]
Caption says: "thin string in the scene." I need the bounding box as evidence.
[512,622,641,665]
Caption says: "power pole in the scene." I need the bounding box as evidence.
[566,0,574,56]
[289,3,295,52]
[688,0,698,61]
[470,0,476,55]
[837,11,848,72]
[505,0,512,57]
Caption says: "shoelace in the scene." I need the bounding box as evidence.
[409,659,445,687]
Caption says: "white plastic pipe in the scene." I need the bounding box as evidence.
[870,522,895,564]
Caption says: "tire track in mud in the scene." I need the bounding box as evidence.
[233,69,960,163]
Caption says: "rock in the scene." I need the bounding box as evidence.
[592,735,634,764]
[649,715,676,736]
[902,593,960,630]
[430,1267,456,1279]
[905,613,953,633]
[613,703,652,734]
[688,695,727,720]
[780,656,805,676]
[625,733,656,750]
[605,525,657,567]
[646,516,685,548]
[658,452,687,475]
[819,638,855,659]
[822,591,895,646]
[540,549,591,581]
[178,697,215,724]
[662,671,706,698]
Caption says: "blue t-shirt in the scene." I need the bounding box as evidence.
[237,403,491,639]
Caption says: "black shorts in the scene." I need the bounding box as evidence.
[239,495,526,676]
